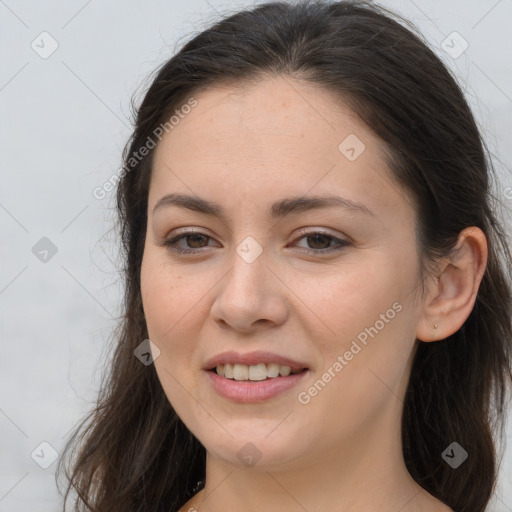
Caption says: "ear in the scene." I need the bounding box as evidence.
[416,227,488,342]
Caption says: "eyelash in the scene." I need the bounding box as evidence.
[159,229,350,255]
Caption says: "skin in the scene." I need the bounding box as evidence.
[140,75,487,512]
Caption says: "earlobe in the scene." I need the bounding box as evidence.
[415,227,488,343]
[416,315,441,342]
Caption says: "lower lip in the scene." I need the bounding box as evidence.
[206,369,308,403]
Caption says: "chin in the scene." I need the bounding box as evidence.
[193,420,311,471]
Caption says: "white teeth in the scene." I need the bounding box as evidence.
[214,363,303,381]
[267,363,280,378]
[279,365,291,377]
[233,364,249,380]
[249,363,268,381]
[224,364,234,379]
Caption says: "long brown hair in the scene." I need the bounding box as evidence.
[57,1,512,511]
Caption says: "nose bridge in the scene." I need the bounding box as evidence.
[211,235,287,330]
[225,237,269,302]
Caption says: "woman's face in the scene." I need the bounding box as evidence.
[141,76,426,471]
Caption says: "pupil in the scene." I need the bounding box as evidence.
[188,234,207,248]
[308,234,330,249]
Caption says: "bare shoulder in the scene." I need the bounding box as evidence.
[429,498,454,512]
[177,501,198,512]
[177,489,203,512]
[177,503,197,512]
[435,497,454,512]
[414,488,454,512]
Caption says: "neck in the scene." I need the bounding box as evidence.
[186,400,446,512]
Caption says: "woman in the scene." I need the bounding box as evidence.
[57,1,512,511]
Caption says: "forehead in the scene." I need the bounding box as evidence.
[149,76,413,221]
[155,76,369,157]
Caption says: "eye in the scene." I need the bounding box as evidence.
[159,231,218,254]
[291,229,351,254]
[159,229,350,255]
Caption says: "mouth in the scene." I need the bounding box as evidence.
[209,363,307,381]
[203,351,310,402]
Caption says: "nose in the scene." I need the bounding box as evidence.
[210,247,288,333]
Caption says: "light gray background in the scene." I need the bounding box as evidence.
[1,0,511,510]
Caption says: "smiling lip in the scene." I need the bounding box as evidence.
[203,350,308,371]
[206,369,308,403]
[203,350,309,403]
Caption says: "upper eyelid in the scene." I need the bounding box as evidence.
[166,226,345,241]
[162,228,349,251]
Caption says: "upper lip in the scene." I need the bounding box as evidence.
[204,351,309,371]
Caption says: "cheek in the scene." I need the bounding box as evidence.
[141,253,206,426]
[294,263,394,333]
[141,249,189,334]
[140,253,194,368]
[297,254,417,376]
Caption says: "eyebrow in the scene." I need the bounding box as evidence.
[152,193,375,219]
